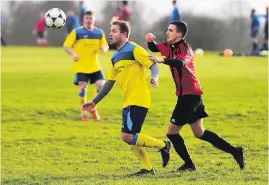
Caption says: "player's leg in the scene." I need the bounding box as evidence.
[37,31,43,46]
[89,70,106,120]
[251,28,259,54]
[120,106,171,175]
[74,73,89,121]
[1,36,7,46]
[188,95,245,169]
[166,96,196,172]
[130,145,154,175]
[167,124,196,171]
[191,119,245,169]
[262,33,268,51]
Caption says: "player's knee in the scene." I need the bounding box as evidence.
[96,80,105,91]
[80,85,87,90]
[167,123,180,135]
[121,133,134,144]
[194,131,204,139]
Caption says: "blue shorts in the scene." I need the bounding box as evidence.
[251,27,259,38]
[122,106,148,134]
[74,71,105,85]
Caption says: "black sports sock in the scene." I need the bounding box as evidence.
[253,43,259,52]
[263,43,268,50]
[167,134,194,166]
[199,130,236,155]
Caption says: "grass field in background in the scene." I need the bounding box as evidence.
[1,47,268,185]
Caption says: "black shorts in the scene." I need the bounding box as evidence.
[122,106,148,134]
[170,95,208,126]
[37,31,44,38]
[74,71,105,85]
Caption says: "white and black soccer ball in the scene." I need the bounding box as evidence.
[45,8,66,28]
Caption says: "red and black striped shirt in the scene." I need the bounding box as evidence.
[148,39,203,96]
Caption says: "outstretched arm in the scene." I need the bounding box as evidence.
[148,41,160,52]
[163,58,186,68]
[82,80,116,111]
[145,33,160,52]
[148,56,186,68]
[92,80,116,104]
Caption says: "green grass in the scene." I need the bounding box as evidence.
[1,46,268,185]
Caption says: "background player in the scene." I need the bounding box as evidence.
[82,18,171,176]
[79,1,87,26]
[250,9,260,54]
[66,10,80,37]
[261,7,268,51]
[32,12,48,46]
[170,0,183,22]
[145,21,245,172]
[122,1,131,23]
[64,10,109,121]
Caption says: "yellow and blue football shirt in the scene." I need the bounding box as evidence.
[64,27,108,74]
[108,42,154,108]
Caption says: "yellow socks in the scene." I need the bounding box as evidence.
[135,134,165,150]
[131,145,152,171]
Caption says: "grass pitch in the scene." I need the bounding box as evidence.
[1,47,268,185]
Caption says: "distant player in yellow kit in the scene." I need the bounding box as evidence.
[64,10,109,121]
[82,18,171,175]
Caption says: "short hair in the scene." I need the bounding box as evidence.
[170,21,188,39]
[123,1,128,6]
[172,0,177,5]
[110,17,131,38]
[84,10,94,16]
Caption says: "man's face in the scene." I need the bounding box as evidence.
[166,24,181,44]
[109,24,125,46]
[84,14,95,27]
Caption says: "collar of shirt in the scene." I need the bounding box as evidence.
[171,39,185,48]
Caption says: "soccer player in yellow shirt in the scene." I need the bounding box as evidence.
[64,11,109,121]
[82,18,172,175]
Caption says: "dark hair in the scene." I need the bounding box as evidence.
[111,20,131,38]
[172,0,177,5]
[123,1,128,6]
[84,10,94,16]
[170,21,188,39]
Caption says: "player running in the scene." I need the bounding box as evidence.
[145,21,245,172]
[64,11,109,121]
[82,18,171,176]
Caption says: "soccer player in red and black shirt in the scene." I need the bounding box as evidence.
[145,21,245,171]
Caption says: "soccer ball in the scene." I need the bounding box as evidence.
[195,48,204,56]
[45,8,66,28]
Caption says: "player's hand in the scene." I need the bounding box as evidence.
[151,78,158,88]
[72,53,79,61]
[149,56,164,63]
[81,100,96,111]
[145,33,156,42]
